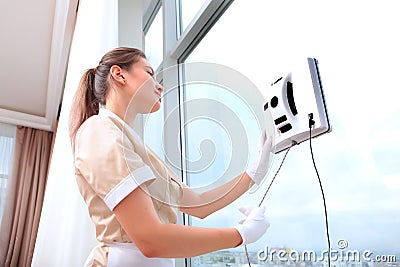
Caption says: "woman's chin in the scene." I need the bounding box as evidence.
[150,101,161,113]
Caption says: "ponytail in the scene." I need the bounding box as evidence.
[69,68,99,144]
[69,47,147,145]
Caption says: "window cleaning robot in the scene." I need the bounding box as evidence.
[246,57,333,267]
[264,58,331,153]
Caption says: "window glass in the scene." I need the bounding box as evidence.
[183,0,400,265]
[145,7,163,70]
[0,122,16,223]
[144,8,165,160]
[179,0,208,35]
[143,81,165,161]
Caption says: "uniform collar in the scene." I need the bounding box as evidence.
[98,107,126,125]
[98,107,142,141]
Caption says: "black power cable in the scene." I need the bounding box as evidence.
[244,142,295,266]
[308,113,331,267]
[258,143,295,208]
[243,113,331,267]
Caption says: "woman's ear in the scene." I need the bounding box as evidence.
[110,65,126,86]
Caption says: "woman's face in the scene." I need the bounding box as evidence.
[124,57,163,114]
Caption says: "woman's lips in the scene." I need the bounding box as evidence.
[155,92,162,102]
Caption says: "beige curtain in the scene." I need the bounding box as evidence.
[0,126,53,267]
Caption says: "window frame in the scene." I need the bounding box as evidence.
[143,1,236,266]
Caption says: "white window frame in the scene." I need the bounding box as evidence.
[142,1,234,266]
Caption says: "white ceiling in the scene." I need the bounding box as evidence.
[0,0,78,131]
[0,0,155,132]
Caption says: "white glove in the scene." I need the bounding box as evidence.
[246,130,273,185]
[234,206,270,245]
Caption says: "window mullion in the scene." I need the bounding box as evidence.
[143,0,162,34]
[161,1,190,266]
[170,0,234,62]
[161,0,181,176]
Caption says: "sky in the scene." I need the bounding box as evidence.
[145,0,400,255]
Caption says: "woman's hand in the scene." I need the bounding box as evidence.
[246,130,273,185]
[234,205,270,245]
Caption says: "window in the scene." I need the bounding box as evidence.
[181,0,400,265]
[142,84,165,161]
[144,6,163,70]
[179,0,208,35]
[182,62,264,192]
[143,5,165,160]
[0,122,16,223]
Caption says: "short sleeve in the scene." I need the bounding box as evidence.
[74,116,155,210]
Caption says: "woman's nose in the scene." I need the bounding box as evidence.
[156,83,164,93]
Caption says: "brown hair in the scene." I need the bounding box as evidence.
[69,47,146,143]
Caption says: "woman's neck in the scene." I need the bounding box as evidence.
[105,102,137,128]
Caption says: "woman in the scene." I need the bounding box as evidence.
[69,47,272,266]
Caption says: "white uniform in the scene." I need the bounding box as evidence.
[74,108,183,266]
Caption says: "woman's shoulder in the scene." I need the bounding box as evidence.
[75,115,123,149]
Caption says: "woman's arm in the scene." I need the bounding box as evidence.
[114,185,243,258]
[180,131,272,218]
[179,172,255,219]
